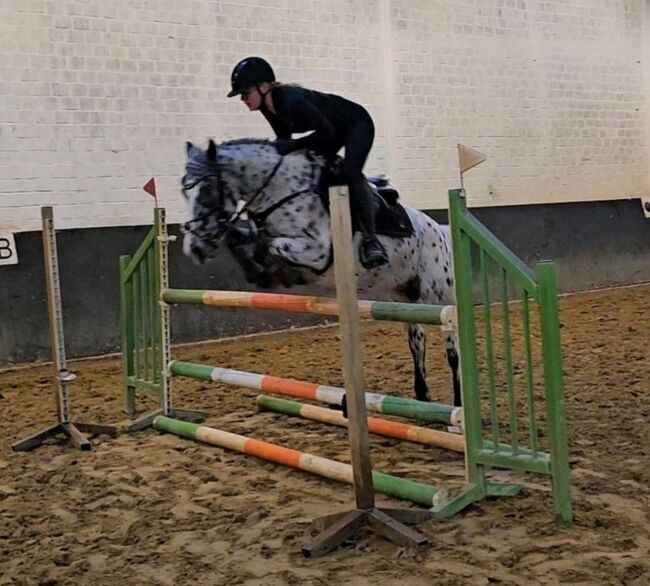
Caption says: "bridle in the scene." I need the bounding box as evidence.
[180,172,225,247]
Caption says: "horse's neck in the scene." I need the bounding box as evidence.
[221,146,275,203]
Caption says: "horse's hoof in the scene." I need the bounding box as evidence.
[294,272,308,285]
[276,272,290,288]
[256,271,274,289]
[253,245,270,264]
[279,268,308,287]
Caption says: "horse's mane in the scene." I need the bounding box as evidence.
[186,138,274,176]
[218,137,274,148]
[187,137,326,179]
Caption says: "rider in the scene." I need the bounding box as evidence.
[227,56,389,269]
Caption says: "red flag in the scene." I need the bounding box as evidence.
[143,178,157,201]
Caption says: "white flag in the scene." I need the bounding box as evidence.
[458,144,487,174]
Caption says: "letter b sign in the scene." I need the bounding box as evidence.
[0,232,18,266]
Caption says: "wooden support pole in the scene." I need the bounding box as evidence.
[11,207,117,452]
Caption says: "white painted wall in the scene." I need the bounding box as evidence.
[1,0,648,232]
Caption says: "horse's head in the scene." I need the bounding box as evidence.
[181,139,237,263]
[182,137,322,263]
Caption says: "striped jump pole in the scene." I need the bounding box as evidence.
[257,395,465,453]
[162,289,456,326]
[170,360,464,428]
[153,415,448,509]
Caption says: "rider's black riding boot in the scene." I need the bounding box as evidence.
[349,176,388,269]
[359,233,388,269]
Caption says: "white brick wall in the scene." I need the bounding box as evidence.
[1,0,648,231]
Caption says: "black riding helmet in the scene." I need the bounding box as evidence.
[227,57,275,97]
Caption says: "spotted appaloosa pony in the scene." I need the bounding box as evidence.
[181,138,460,406]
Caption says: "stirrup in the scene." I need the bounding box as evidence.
[359,236,388,269]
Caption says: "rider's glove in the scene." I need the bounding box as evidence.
[274,139,296,156]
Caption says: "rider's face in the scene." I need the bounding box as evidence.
[240,86,262,111]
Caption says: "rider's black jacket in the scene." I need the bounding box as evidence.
[262,85,373,158]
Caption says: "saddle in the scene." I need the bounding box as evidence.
[366,175,413,238]
[318,157,414,239]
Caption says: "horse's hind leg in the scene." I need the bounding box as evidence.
[406,323,429,401]
[443,328,461,407]
[406,323,461,406]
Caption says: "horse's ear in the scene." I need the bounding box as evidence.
[186,141,193,156]
[207,139,217,161]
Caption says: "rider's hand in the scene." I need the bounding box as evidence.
[274,139,296,156]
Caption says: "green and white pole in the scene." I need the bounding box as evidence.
[170,360,463,428]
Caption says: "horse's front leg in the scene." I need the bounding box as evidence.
[226,240,273,288]
[250,240,305,287]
